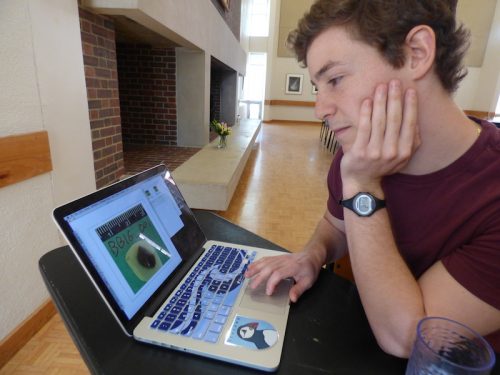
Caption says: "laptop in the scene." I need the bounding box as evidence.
[52,164,291,372]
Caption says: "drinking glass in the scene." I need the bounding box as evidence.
[406,317,495,375]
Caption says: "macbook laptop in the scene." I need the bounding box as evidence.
[53,164,291,372]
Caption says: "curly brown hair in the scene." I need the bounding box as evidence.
[287,0,469,92]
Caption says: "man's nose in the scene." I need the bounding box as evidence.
[314,91,335,121]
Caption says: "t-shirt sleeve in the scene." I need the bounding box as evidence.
[441,214,500,310]
[327,150,344,220]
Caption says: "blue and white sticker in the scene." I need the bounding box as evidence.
[225,315,278,350]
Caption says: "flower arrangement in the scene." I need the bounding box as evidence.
[210,119,231,148]
[210,119,232,136]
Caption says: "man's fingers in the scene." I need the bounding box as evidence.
[289,280,311,303]
[400,88,419,153]
[384,80,403,156]
[369,83,388,148]
[265,266,297,295]
[245,255,293,292]
[246,255,283,277]
[244,252,319,304]
[352,98,373,150]
[248,263,282,290]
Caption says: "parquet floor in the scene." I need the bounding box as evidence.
[216,122,334,252]
[0,122,334,374]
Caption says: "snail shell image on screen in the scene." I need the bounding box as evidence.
[126,241,163,281]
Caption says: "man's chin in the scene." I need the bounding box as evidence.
[338,142,349,153]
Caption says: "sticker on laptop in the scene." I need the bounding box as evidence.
[225,315,278,350]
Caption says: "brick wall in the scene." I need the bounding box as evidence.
[79,7,124,189]
[116,44,177,146]
[210,72,221,122]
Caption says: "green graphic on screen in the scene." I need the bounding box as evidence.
[96,204,171,293]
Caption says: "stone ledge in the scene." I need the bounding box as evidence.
[172,119,261,210]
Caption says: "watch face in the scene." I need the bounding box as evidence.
[354,194,374,216]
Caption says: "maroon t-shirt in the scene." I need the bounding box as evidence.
[327,119,500,351]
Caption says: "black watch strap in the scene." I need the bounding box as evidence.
[340,192,386,217]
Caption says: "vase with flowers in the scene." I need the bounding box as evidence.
[210,119,232,149]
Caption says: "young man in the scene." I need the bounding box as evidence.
[245,0,500,357]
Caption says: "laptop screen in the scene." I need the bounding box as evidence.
[57,166,205,320]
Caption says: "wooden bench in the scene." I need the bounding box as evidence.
[172,119,261,211]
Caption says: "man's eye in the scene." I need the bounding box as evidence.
[328,76,342,87]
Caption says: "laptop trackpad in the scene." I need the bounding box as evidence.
[240,279,292,315]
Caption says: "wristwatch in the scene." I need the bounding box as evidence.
[340,192,386,217]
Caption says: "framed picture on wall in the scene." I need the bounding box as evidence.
[285,74,303,95]
[312,84,318,94]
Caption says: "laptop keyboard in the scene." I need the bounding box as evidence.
[150,244,256,343]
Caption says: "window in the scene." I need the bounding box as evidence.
[240,53,267,119]
[243,53,267,101]
[248,0,270,37]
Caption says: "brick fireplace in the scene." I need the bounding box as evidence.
[78,1,245,189]
[116,44,177,146]
[210,57,239,130]
[210,57,239,141]
[79,8,180,188]
[79,7,123,189]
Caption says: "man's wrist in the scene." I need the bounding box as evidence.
[304,244,329,269]
[342,179,385,200]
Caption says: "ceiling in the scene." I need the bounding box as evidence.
[113,16,178,47]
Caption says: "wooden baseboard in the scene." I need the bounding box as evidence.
[264,99,315,107]
[463,110,495,120]
[0,300,57,369]
[264,120,321,126]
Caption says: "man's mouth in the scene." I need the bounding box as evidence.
[331,125,350,136]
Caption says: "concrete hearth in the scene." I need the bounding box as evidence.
[172,119,261,210]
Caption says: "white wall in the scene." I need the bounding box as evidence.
[0,0,96,341]
[262,0,278,120]
[263,0,317,122]
[471,0,500,112]
[176,49,210,146]
[454,68,481,109]
[455,0,500,112]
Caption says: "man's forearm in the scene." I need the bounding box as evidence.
[303,213,348,268]
[344,208,425,357]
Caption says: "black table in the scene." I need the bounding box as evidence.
[39,210,498,374]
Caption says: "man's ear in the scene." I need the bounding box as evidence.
[404,25,436,80]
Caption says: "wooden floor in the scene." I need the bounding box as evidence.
[215,122,334,252]
[0,122,334,374]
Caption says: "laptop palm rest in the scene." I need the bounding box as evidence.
[240,279,292,315]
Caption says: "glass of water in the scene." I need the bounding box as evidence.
[405,317,495,375]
